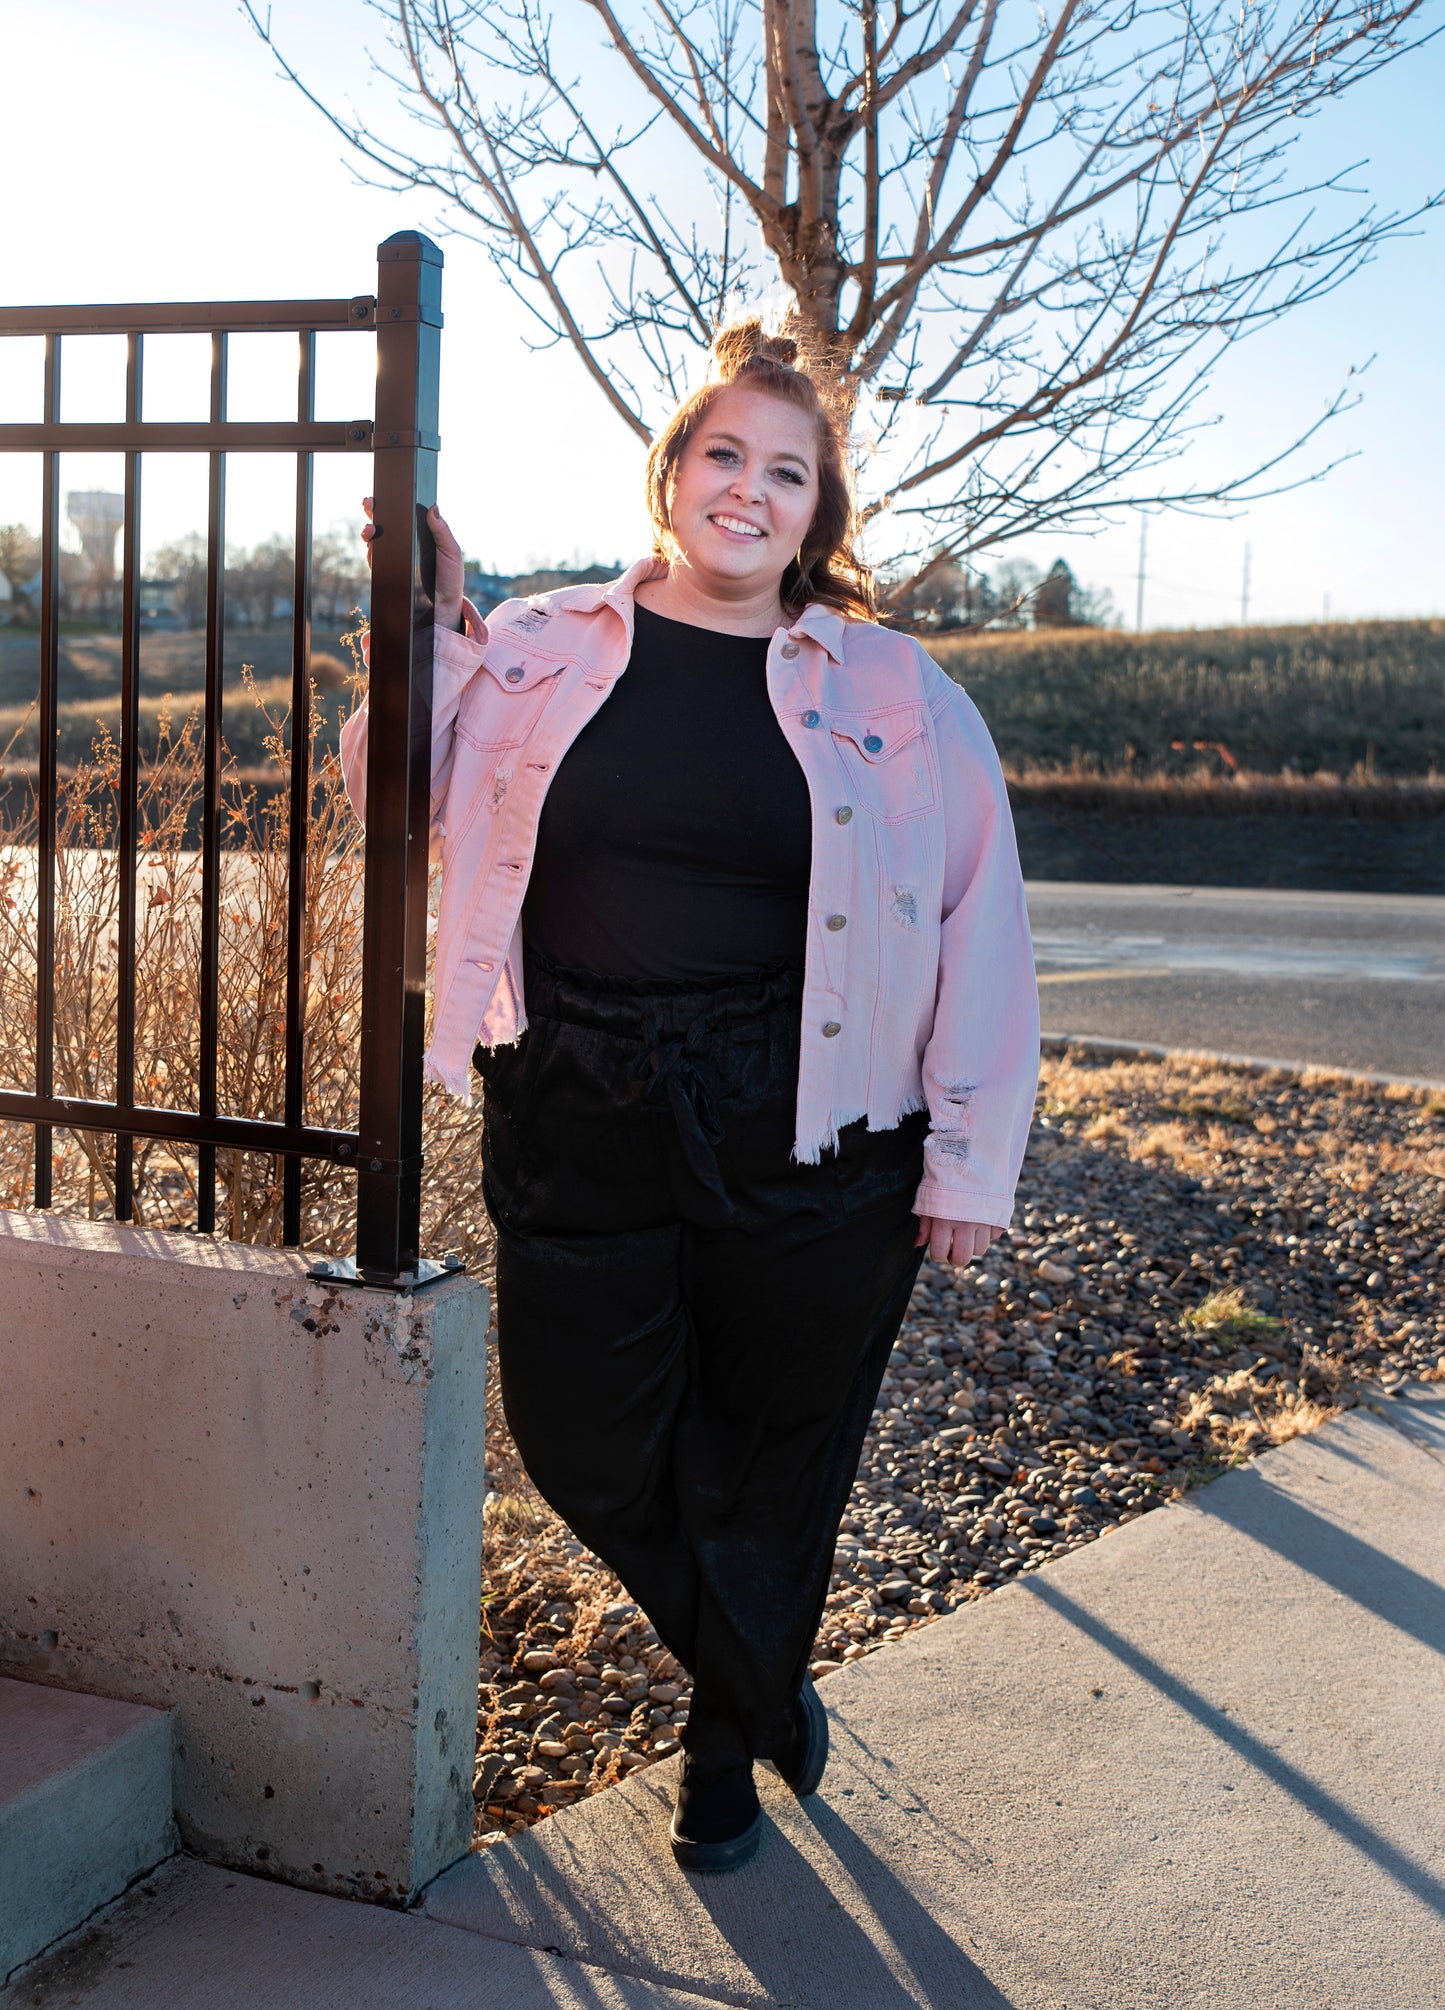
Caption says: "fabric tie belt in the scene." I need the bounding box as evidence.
[627,1009,730,1204]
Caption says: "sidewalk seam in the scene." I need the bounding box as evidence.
[1354,1394,1445,1469]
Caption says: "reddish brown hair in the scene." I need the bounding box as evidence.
[644,319,874,622]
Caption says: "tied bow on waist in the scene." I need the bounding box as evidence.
[627,1011,730,1204]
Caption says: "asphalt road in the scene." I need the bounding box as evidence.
[1027,881,1445,1082]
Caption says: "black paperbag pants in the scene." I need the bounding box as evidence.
[478,949,928,1772]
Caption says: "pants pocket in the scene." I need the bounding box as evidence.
[473,1019,551,1114]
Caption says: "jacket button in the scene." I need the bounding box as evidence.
[802,709,820,727]
[835,806,853,824]
[821,1021,842,1037]
[863,732,883,752]
[826,914,847,931]
[505,666,524,683]
[780,641,800,659]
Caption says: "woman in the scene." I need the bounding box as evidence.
[343,321,1039,1873]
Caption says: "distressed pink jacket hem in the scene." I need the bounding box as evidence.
[340,560,1040,1227]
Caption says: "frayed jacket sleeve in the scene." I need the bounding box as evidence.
[338,598,489,862]
[912,650,1040,1228]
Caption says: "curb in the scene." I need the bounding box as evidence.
[1039,1030,1445,1097]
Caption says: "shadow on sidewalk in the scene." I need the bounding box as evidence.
[1192,1457,1445,1662]
[774,1798,1020,2010]
[1025,1576,1445,1921]
[438,1759,1020,2008]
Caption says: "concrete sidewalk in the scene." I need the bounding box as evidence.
[9,1386,1444,2009]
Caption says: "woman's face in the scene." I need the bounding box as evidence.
[666,384,821,600]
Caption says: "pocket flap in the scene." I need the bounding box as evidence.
[830,706,927,763]
[479,640,569,693]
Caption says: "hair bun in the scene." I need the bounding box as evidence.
[644,314,874,622]
[708,317,800,380]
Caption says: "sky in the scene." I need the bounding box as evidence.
[1,0,1442,628]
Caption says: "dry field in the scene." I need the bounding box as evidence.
[929,618,1445,778]
[0,627,354,783]
[6,614,1441,787]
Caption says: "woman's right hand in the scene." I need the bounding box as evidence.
[362,497,466,634]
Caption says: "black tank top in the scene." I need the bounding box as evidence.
[521,602,813,981]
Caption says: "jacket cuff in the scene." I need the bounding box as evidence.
[434,613,486,682]
[911,1178,1015,1230]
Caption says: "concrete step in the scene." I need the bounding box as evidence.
[0,1678,176,1986]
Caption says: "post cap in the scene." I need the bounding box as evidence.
[378,231,444,265]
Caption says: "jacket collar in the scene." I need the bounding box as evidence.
[787,603,847,664]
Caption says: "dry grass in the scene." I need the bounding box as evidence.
[1002,764,1445,819]
[0,662,494,1283]
[1176,1370,1335,1460]
[930,618,1445,777]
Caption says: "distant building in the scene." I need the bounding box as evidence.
[0,567,43,626]
[508,563,620,598]
[462,561,516,610]
[462,559,623,610]
[8,569,42,623]
[139,577,183,629]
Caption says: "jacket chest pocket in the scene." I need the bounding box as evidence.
[445,654,571,854]
[455,647,569,751]
[830,707,938,823]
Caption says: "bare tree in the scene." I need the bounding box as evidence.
[148,533,209,629]
[0,524,41,592]
[246,0,1438,592]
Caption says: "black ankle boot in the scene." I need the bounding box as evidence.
[776,1675,829,1796]
[669,1756,762,1872]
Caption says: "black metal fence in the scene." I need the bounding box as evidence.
[0,231,442,1288]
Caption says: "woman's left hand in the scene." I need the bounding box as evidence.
[914,1216,1003,1266]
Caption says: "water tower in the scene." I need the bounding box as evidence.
[66,490,125,584]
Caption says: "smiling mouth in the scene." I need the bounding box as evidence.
[709,514,766,540]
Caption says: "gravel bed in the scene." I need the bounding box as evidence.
[470,1049,1444,1843]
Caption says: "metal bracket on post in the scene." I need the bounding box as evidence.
[305,1252,466,1292]
[352,230,445,1292]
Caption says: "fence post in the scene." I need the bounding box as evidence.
[356,232,443,1284]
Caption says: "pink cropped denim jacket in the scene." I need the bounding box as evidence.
[340,558,1040,1228]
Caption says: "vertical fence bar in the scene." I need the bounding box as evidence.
[33,335,61,1208]
[197,332,227,1235]
[354,232,441,1284]
[283,331,316,1246]
[113,331,144,1220]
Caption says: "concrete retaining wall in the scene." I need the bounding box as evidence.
[0,1213,490,1904]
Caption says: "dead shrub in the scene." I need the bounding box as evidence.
[0,671,493,1282]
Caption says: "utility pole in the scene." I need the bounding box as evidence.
[1135,515,1148,633]
[1241,541,1252,625]
[1323,591,1331,622]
